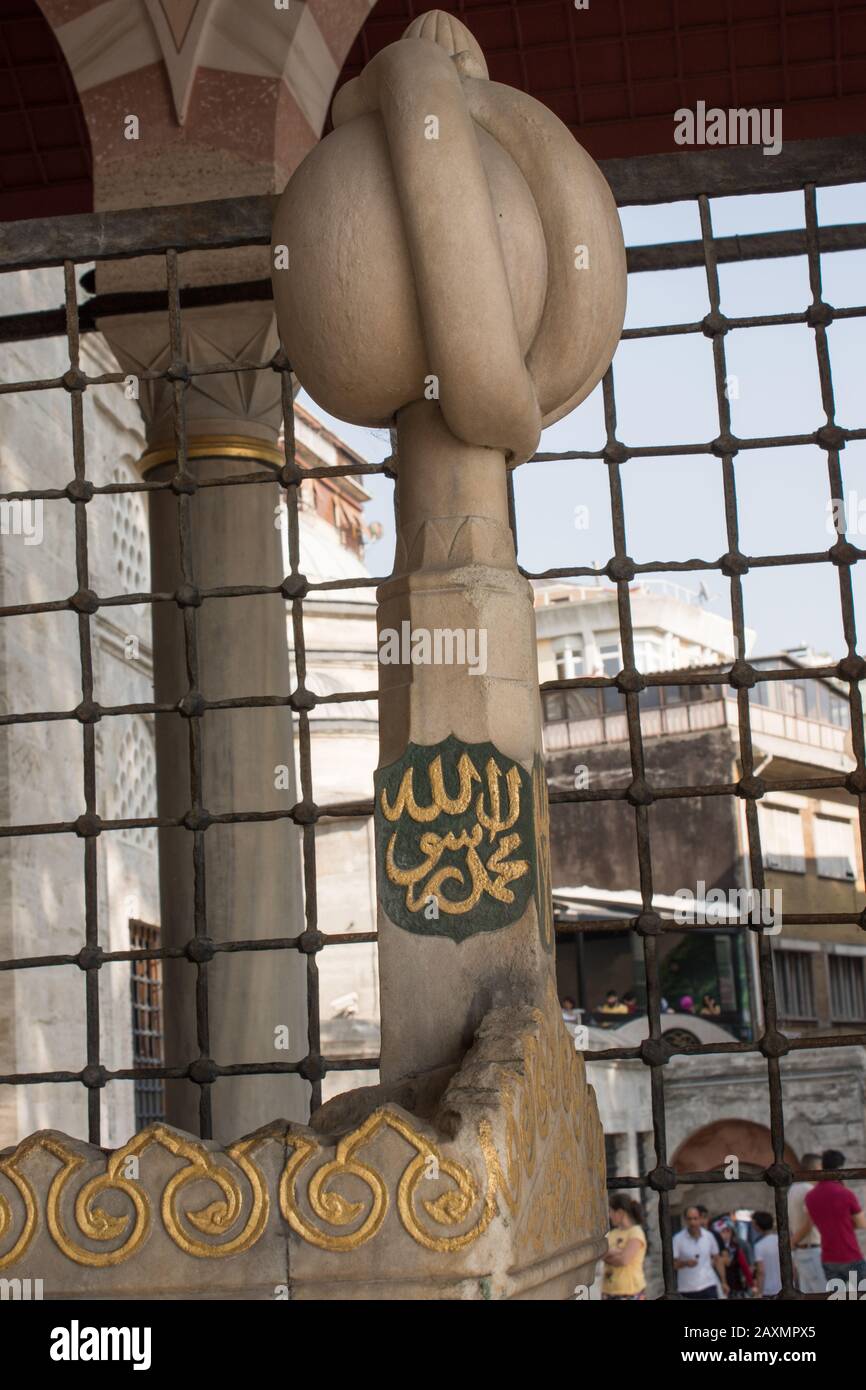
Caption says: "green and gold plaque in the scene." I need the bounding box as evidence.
[375,734,554,946]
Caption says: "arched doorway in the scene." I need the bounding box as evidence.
[672,1119,799,1222]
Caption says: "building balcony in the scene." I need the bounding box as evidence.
[543,692,854,773]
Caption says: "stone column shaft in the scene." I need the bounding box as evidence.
[146,453,307,1138]
[102,303,307,1140]
[376,399,554,1081]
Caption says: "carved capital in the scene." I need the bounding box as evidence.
[100,303,282,460]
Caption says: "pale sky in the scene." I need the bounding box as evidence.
[300,180,866,664]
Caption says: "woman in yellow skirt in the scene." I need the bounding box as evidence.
[602,1195,648,1300]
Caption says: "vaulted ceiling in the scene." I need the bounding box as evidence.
[2,0,865,222]
[0,0,91,221]
[338,0,866,158]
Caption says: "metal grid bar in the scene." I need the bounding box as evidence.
[0,152,864,1296]
[3,221,866,349]
[61,256,102,1145]
[281,370,324,1115]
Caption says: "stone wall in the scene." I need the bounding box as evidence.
[548,727,742,896]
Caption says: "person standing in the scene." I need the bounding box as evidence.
[602,1194,648,1300]
[789,1153,823,1293]
[673,1205,729,1299]
[752,1211,783,1298]
[713,1219,755,1299]
[794,1149,866,1289]
[697,1205,723,1295]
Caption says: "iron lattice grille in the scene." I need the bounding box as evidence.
[0,137,864,1298]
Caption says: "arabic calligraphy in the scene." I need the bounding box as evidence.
[374,735,538,941]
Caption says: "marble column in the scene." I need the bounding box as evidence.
[373,401,553,1078]
[102,303,307,1140]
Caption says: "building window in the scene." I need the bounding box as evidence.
[111,718,157,852]
[772,950,816,1020]
[789,681,808,718]
[634,634,663,673]
[554,637,583,681]
[829,955,866,1022]
[598,642,623,713]
[598,641,621,677]
[604,1132,625,1182]
[814,816,858,881]
[542,690,567,722]
[543,687,603,724]
[757,804,806,873]
[130,919,165,1130]
[827,694,850,728]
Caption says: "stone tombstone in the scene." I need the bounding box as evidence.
[270,8,627,1298]
[0,10,626,1302]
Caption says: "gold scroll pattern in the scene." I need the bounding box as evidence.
[0,995,598,1268]
[0,1126,270,1270]
[479,988,605,1259]
[280,1110,498,1254]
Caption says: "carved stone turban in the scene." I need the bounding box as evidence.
[272,10,627,464]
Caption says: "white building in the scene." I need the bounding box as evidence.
[0,289,382,1142]
[534,576,752,685]
[283,406,381,1099]
[0,268,156,1148]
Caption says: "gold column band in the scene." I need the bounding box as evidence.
[139,435,286,471]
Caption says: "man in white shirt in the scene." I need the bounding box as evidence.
[788,1153,823,1293]
[673,1206,728,1299]
[753,1211,782,1297]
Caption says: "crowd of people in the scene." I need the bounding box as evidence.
[598,1150,865,1300]
[586,989,728,1023]
[560,992,865,1298]
[567,989,725,1021]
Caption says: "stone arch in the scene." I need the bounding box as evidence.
[671,1119,800,1222]
[32,0,378,212]
[672,1119,799,1175]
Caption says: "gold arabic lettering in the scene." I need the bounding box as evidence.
[380,753,529,916]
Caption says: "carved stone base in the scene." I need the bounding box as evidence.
[0,991,605,1299]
